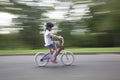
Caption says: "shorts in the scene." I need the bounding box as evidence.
[48,42,55,49]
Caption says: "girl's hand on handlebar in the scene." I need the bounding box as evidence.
[58,36,64,40]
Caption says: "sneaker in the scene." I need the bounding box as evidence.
[51,60,58,64]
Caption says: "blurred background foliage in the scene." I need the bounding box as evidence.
[0,0,120,49]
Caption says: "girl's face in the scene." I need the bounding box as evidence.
[47,27,52,31]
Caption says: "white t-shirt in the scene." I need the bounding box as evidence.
[44,30,54,46]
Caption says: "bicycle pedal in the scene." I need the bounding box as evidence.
[40,59,44,62]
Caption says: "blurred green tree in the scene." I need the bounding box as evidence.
[84,0,120,47]
[0,0,52,49]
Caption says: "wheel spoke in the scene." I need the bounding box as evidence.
[61,52,74,65]
[34,52,48,66]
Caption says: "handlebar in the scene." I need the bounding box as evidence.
[61,38,64,46]
[55,37,64,48]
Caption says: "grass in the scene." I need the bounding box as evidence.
[0,49,49,55]
[0,47,120,55]
[67,47,120,52]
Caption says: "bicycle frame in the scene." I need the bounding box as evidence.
[49,39,64,56]
[34,38,74,66]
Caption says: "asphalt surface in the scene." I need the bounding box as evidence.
[0,54,120,80]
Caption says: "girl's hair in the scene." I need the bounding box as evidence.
[45,27,51,31]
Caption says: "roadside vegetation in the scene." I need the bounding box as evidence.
[0,47,120,55]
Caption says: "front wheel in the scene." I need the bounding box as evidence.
[61,51,74,65]
[34,52,48,67]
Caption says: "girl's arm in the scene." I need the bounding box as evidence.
[48,33,63,40]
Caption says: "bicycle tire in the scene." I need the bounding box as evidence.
[61,51,74,65]
[34,52,48,67]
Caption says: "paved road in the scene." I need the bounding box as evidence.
[0,54,120,80]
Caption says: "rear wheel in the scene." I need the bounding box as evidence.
[34,52,48,67]
[61,51,74,65]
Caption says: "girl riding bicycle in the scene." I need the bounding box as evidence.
[44,22,63,64]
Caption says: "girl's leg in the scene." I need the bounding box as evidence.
[51,49,57,58]
[51,48,58,63]
[49,42,58,63]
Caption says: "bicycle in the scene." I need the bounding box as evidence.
[34,38,75,66]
